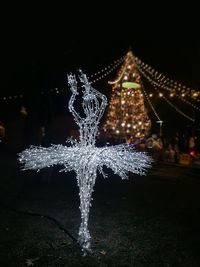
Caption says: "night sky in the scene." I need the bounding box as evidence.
[1,7,200,137]
[2,13,200,95]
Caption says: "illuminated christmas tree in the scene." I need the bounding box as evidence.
[103,50,151,144]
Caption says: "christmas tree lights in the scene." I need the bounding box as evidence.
[103,51,151,144]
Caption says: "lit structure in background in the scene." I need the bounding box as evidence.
[18,70,152,255]
[103,50,200,142]
[103,51,151,144]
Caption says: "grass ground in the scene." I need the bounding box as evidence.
[0,151,200,266]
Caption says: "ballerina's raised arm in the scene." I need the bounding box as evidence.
[68,70,107,146]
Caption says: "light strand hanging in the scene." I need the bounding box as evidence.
[152,84,195,122]
[135,57,200,103]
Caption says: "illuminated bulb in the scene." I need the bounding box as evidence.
[159,92,163,97]
[121,122,125,127]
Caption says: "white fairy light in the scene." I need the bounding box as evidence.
[18,70,152,255]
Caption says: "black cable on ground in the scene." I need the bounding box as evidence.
[0,201,82,252]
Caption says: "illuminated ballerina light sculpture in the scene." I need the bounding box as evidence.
[18,70,152,255]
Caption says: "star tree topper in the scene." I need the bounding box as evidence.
[18,70,152,255]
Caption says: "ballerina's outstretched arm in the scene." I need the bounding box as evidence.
[67,73,82,125]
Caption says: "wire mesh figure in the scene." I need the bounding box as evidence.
[18,70,152,255]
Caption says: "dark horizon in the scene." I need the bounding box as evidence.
[1,18,200,140]
[2,26,200,96]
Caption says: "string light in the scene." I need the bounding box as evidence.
[89,55,125,84]
[18,70,152,255]
[152,84,195,122]
[135,57,200,105]
[135,60,200,117]
[141,85,161,121]
[0,94,24,101]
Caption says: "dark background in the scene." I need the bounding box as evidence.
[1,5,200,138]
[1,5,200,94]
